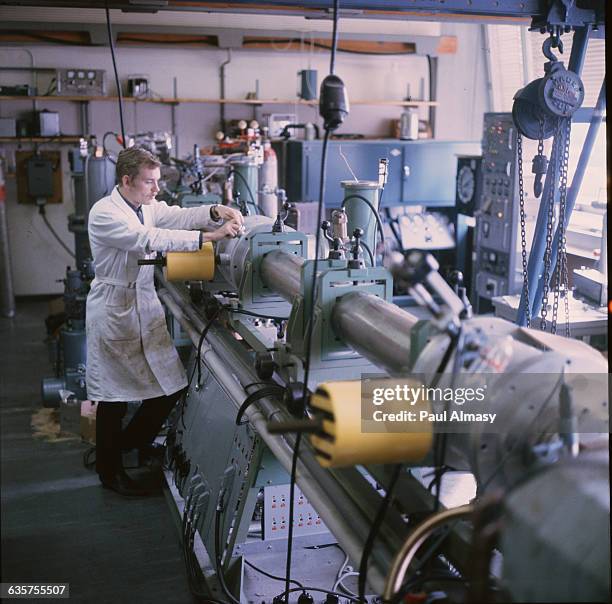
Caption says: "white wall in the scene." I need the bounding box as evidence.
[0,21,486,295]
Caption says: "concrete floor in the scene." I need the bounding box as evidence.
[1,300,195,603]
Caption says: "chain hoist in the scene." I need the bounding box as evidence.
[540,123,558,331]
[556,118,572,337]
[532,119,548,198]
[516,134,531,327]
[512,33,583,334]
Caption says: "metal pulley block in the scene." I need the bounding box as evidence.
[539,61,584,118]
[512,79,557,140]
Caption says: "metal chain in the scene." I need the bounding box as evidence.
[537,119,545,160]
[558,118,572,337]
[540,120,559,331]
[517,134,531,327]
[550,119,565,334]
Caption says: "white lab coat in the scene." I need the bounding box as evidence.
[86,186,215,402]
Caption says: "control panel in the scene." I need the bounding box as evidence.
[56,68,106,96]
[473,113,521,308]
[262,484,329,540]
[398,211,455,250]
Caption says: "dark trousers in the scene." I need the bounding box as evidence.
[95,388,185,478]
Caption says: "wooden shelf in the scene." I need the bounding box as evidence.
[0,95,438,107]
[0,136,81,143]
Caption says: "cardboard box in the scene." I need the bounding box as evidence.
[80,400,97,444]
[60,397,82,436]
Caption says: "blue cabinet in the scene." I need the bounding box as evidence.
[283,139,481,208]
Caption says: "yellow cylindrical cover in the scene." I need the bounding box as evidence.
[310,380,432,468]
[165,242,215,281]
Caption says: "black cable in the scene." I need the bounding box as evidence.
[359,240,375,266]
[183,502,224,603]
[284,432,301,602]
[194,307,222,390]
[214,507,241,604]
[244,559,305,590]
[431,327,465,512]
[228,168,262,215]
[330,0,340,75]
[235,384,285,426]
[358,464,402,602]
[105,6,127,148]
[281,4,341,599]
[39,208,75,258]
[341,194,386,252]
[281,128,332,603]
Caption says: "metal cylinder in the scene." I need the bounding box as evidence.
[260,249,304,302]
[341,180,380,266]
[73,155,116,217]
[71,155,116,267]
[61,328,87,370]
[231,159,259,216]
[215,215,275,289]
[0,197,16,318]
[41,377,65,407]
[332,291,419,375]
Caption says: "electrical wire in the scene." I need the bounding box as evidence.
[214,507,241,604]
[341,193,386,252]
[105,5,127,148]
[244,559,305,590]
[235,384,285,426]
[359,240,375,266]
[333,571,359,597]
[39,209,75,258]
[358,464,402,602]
[431,327,465,512]
[182,498,226,603]
[194,307,222,390]
[281,3,341,600]
[329,0,340,80]
[228,168,263,215]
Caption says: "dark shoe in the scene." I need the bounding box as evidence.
[99,469,160,497]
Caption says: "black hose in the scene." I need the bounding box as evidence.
[358,464,402,601]
[39,209,75,258]
[341,193,386,252]
[105,6,127,148]
[228,168,262,215]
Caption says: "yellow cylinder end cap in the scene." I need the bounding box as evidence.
[165,242,215,281]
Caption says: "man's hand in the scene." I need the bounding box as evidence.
[214,205,244,226]
[207,219,243,241]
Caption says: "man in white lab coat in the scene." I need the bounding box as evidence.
[86,146,243,496]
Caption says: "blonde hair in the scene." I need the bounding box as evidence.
[116,146,161,181]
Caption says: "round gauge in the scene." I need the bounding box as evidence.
[457,165,475,204]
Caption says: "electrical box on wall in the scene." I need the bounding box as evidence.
[56,68,106,96]
[16,151,63,204]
